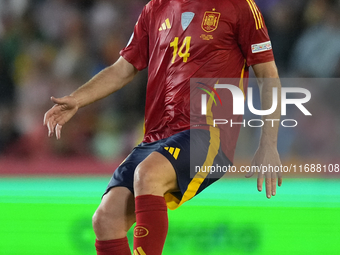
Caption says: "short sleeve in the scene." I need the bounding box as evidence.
[236,0,274,66]
[120,5,150,71]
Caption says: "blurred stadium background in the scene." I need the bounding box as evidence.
[0,0,339,254]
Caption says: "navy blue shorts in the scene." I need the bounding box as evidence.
[104,128,232,210]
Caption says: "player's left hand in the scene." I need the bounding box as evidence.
[245,145,282,199]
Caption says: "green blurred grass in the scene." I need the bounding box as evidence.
[0,178,339,255]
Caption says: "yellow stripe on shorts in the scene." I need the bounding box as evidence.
[165,89,220,210]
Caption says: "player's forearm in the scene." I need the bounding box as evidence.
[70,57,137,108]
[253,61,281,147]
[257,77,281,147]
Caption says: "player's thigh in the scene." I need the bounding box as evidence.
[134,151,179,196]
[93,186,135,233]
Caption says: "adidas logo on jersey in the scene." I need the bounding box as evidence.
[164,147,180,160]
[133,247,146,255]
[159,18,171,31]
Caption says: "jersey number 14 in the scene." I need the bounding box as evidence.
[170,36,191,63]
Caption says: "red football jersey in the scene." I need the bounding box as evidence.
[120,0,274,162]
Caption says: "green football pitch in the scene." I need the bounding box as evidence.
[0,177,339,255]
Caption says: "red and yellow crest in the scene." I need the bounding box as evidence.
[201,11,221,32]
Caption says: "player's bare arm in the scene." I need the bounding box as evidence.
[43,57,138,139]
[248,61,282,199]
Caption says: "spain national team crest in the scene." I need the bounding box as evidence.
[201,11,221,33]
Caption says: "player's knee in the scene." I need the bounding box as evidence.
[92,208,121,236]
[134,161,160,191]
[92,209,109,233]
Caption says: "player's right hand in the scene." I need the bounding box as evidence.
[43,96,78,140]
